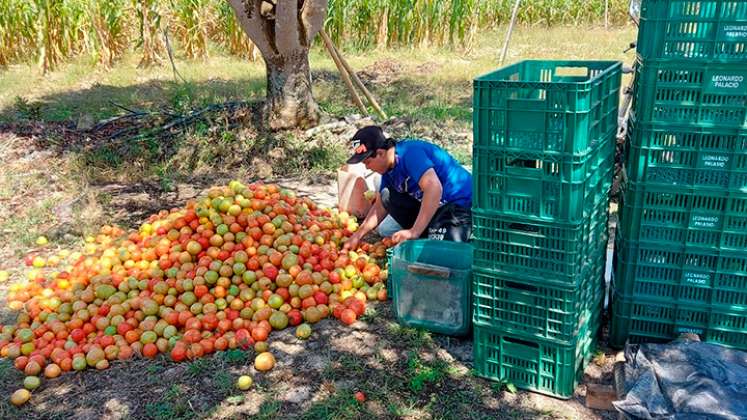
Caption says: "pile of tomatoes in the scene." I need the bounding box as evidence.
[0,181,390,406]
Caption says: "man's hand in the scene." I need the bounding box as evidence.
[392,228,420,244]
[343,231,363,251]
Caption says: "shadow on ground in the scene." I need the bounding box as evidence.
[0,304,596,420]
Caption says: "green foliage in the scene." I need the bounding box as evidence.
[256,399,282,420]
[13,96,43,121]
[221,348,250,365]
[490,378,518,394]
[88,0,129,68]
[0,359,16,382]
[406,352,449,392]
[171,0,209,59]
[186,357,210,376]
[0,0,630,69]
[325,0,630,50]
[144,385,195,420]
[212,371,234,396]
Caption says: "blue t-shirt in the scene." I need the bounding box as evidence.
[380,140,472,207]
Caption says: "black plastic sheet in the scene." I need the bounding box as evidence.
[614,340,747,420]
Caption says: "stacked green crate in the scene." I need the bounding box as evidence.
[471,60,621,398]
[612,0,747,349]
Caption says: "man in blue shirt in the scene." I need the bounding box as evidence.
[343,125,472,250]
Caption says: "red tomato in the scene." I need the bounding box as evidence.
[142,343,158,358]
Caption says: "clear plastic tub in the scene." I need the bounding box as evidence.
[391,240,473,336]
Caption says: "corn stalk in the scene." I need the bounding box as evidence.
[171,0,210,59]
[35,0,68,73]
[133,0,166,67]
[212,0,258,60]
[0,0,631,70]
[0,0,36,66]
[89,0,130,68]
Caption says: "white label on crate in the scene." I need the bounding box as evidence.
[691,215,720,229]
[711,74,744,89]
[705,70,747,94]
[684,272,710,285]
[720,24,747,40]
[701,154,730,168]
[676,327,704,336]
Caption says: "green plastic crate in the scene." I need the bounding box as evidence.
[473,60,621,155]
[624,118,747,192]
[636,0,747,62]
[391,240,473,336]
[472,261,604,344]
[471,202,610,287]
[612,233,747,309]
[473,311,599,399]
[613,256,747,310]
[618,183,747,251]
[631,60,747,129]
[472,136,614,223]
[609,293,747,350]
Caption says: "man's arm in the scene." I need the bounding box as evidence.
[343,193,388,250]
[357,193,387,237]
[392,168,442,242]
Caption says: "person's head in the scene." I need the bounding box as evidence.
[346,125,396,174]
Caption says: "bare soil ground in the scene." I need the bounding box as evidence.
[0,137,621,418]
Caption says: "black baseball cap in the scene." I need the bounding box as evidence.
[347,126,388,164]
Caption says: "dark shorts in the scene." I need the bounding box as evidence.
[380,187,471,242]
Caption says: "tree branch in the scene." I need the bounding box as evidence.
[228,0,275,58]
[275,0,302,55]
[301,0,328,47]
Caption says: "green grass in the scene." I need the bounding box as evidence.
[0,360,16,382]
[144,385,198,420]
[186,357,212,376]
[255,398,282,420]
[212,370,236,396]
[386,322,434,348]
[0,198,58,249]
[221,348,250,365]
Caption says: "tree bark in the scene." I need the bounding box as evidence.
[264,53,320,130]
[229,0,327,131]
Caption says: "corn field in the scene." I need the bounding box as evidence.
[0,0,630,72]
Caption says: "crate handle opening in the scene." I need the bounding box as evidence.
[406,262,451,279]
[504,336,539,348]
[508,158,542,169]
[507,223,540,234]
[505,281,538,293]
[555,66,589,78]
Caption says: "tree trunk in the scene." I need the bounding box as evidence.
[264,53,320,130]
[228,0,327,131]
